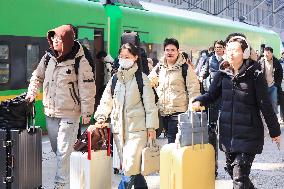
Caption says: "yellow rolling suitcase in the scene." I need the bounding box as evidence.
[160,144,215,189]
[160,110,215,189]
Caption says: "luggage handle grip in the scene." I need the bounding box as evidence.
[87,131,92,160]
[190,110,205,150]
[26,101,36,133]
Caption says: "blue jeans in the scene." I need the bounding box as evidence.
[268,85,278,114]
[118,174,148,189]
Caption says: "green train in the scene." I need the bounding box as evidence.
[0,0,281,130]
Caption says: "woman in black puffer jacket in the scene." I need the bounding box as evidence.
[192,36,281,189]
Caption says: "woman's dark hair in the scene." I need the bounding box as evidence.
[200,49,209,56]
[181,52,189,60]
[225,33,246,43]
[228,37,249,53]
[264,46,273,53]
[119,43,139,57]
[163,38,179,50]
[214,40,226,47]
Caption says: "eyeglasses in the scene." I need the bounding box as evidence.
[51,36,62,42]
[215,46,224,49]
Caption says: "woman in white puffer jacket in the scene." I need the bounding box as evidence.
[92,43,158,189]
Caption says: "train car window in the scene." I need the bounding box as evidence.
[0,64,9,84]
[26,44,39,81]
[0,45,9,59]
[0,44,9,83]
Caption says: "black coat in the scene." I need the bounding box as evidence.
[258,56,283,88]
[194,60,281,154]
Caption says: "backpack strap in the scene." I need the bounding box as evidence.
[135,71,144,107]
[110,72,144,106]
[44,54,51,68]
[74,55,83,75]
[111,74,118,97]
[182,63,188,92]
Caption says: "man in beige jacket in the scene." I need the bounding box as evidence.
[149,38,200,143]
[26,25,96,189]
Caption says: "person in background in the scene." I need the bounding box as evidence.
[278,52,284,123]
[192,36,281,189]
[92,43,158,189]
[147,58,154,72]
[26,25,96,189]
[181,51,194,69]
[149,38,200,143]
[258,47,283,114]
[279,51,284,64]
[208,46,215,57]
[195,49,209,76]
[198,40,226,177]
[103,54,114,86]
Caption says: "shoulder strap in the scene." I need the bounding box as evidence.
[74,55,83,75]
[182,63,188,90]
[44,54,51,68]
[135,71,144,106]
[111,74,118,97]
[111,72,144,106]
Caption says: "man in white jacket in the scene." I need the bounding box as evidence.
[26,25,96,189]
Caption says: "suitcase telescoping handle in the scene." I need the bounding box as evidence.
[26,101,36,133]
[189,106,205,150]
[87,128,111,160]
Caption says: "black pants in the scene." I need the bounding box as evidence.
[278,89,284,119]
[207,99,220,176]
[225,152,256,189]
[160,113,180,144]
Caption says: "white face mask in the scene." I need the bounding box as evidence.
[119,58,135,69]
[201,53,207,58]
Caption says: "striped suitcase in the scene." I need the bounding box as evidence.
[0,128,42,189]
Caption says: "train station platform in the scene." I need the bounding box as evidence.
[42,125,284,189]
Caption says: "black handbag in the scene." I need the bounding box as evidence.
[0,93,34,129]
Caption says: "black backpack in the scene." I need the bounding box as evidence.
[111,71,145,106]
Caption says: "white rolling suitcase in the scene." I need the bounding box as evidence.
[70,129,111,189]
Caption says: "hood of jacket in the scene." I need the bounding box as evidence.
[219,59,257,78]
[47,25,75,62]
[160,53,187,70]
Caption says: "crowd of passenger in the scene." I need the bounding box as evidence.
[26,24,283,189]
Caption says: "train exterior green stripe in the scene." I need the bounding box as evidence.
[0,0,107,37]
[0,0,281,131]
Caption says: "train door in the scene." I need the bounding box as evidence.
[76,27,105,112]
